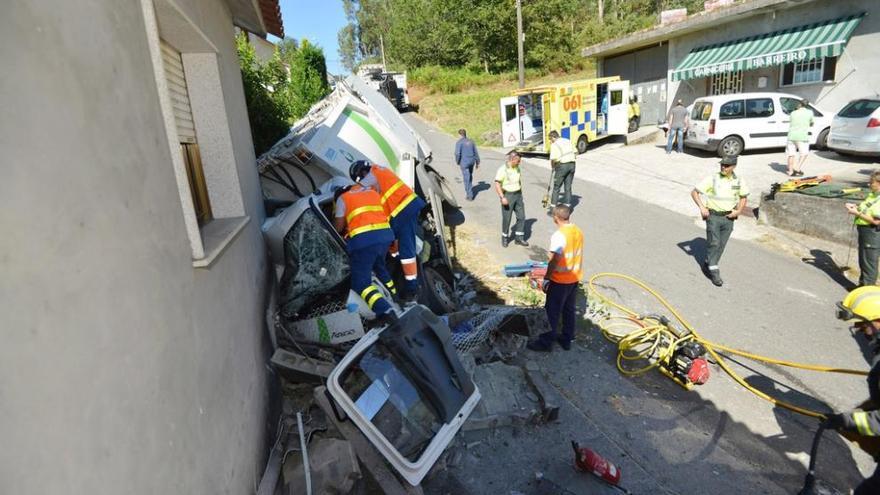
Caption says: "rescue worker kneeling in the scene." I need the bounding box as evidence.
[350,160,426,302]
[824,285,880,494]
[333,184,398,324]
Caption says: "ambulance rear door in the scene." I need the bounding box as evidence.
[500,96,520,147]
[607,80,630,136]
[541,92,553,153]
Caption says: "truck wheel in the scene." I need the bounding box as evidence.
[717,136,743,158]
[427,169,459,209]
[419,266,457,315]
[577,135,589,154]
[816,128,829,150]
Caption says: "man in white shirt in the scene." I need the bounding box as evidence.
[548,130,577,215]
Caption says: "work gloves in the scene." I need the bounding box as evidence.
[820,412,848,430]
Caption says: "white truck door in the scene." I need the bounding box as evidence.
[607,80,630,136]
[500,96,520,147]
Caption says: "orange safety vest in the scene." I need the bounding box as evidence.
[549,223,584,284]
[371,165,418,218]
[341,185,391,238]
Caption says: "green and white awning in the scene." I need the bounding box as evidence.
[671,13,864,82]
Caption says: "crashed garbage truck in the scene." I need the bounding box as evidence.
[257,75,460,348]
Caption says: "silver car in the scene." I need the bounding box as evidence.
[829,98,880,156]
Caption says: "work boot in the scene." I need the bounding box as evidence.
[514,236,529,247]
[709,270,723,287]
[556,337,572,351]
[502,236,509,248]
[526,339,553,352]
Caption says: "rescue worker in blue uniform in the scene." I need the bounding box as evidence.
[824,285,880,494]
[349,160,426,301]
[333,183,397,323]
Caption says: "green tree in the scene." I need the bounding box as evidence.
[236,32,290,156]
[286,39,331,119]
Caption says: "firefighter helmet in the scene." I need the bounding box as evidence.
[838,286,880,322]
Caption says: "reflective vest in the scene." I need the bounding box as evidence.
[371,165,418,218]
[341,185,391,239]
[549,223,584,284]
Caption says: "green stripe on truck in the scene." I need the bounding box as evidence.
[342,108,399,171]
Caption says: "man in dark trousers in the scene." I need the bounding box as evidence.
[824,285,880,494]
[494,150,528,247]
[333,183,397,324]
[454,128,480,200]
[349,160,426,301]
[548,130,576,215]
[527,205,584,352]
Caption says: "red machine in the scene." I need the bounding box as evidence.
[572,441,621,485]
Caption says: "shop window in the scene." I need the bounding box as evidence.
[719,100,745,120]
[745,98,774,118]
[781,57,837,86]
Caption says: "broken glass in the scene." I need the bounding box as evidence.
[341,342,441,462]
[279,207,350,320]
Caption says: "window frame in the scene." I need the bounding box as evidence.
[744,98,775,119]
[718,99,746,120]
[780,56,837,88]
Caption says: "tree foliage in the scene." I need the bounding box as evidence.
[236,33,331,156]
[337,0,709,73]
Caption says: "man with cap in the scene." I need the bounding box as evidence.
[690,156,749,287]
[494,150,528,247]
[334,183,397,323]
[349,160,426,301]
[824,285,880,494]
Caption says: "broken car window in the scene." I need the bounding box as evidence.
[279,207,350,320]
[341,342,442,462]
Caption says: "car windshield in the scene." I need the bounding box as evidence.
[838,100,880,119]
[341,342,443,462]
[691,101,712,121]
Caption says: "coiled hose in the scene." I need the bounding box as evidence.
[587,272,869,419]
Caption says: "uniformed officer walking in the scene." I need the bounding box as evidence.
[333,183,397,323]
[527,205,584,352]
[690,156,749,287]
[349,160,426,301]
[494,150,528,247]
[548,130,576,215]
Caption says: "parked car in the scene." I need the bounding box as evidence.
[685,92,832,158]
[828,98,880,156]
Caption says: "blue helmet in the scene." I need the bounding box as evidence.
[349,160,372,182]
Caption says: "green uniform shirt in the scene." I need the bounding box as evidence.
[787,107,814,142]
[696,172,749,212]
[495,163,522,192]
[855,192,880,226]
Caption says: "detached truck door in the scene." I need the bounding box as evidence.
[500,96,520,147]
[607,80,630,136]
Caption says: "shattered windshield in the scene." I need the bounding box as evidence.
[341,343,442,462]
[279,207,350,320]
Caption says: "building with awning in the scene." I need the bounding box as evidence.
[582,0,877,119]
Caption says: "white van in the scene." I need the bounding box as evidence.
[685,92,832,158]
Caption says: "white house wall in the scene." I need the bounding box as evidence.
[0,1,271,494]
[667,0,880,114]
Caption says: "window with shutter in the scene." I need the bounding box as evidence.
[781,57,837,87]
[160,40,212,224]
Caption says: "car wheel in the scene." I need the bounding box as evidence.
[419,266,457,314]
[717,136,743,158]
[577,135,589,154]
[816,128,829,150]
[426,168,459,209]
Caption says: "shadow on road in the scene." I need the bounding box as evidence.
[801,249,857,291]
[768,161,789,174]
[472,181,491,198]
[677,236,708,271]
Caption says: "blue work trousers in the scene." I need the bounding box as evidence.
[460,164,475,199]
[349,241,393,316]
[391,201,424,294]
[666,128,684,153]
[537,281,579,346]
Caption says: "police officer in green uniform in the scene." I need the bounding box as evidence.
[494,150,528,247]
[690,156,749,287]
[846,170,880,286]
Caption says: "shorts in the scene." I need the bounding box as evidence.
[786,140,809,157]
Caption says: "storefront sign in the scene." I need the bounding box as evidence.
[692,49,808,78]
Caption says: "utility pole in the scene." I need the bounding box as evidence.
[379,34,387,71]
[598,0,604,24]
[516,0,524,88]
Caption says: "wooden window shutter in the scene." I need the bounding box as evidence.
[160,40,197,144]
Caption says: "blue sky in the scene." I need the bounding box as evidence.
[274,0,348,75]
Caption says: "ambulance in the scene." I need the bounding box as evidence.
[499,76,631,154]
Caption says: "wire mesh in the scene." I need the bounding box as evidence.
[451,306,519,354]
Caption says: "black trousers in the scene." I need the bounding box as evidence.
[706,212,734,270]
[501,190,525,238]
[855,463,880,495]
[551,162,575,208]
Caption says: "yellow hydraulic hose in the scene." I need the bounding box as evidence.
[586,272,870,419]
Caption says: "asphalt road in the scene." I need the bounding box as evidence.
[406,113,874,494]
